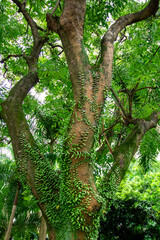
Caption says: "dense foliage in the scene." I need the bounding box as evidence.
[98,159,160,240]
[99,198,160,240]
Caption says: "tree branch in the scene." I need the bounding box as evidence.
[101,121,119,136]
[51,0,61,16]
[144,111,160,129]
[128,82,140,117]
[110,87,128,119]
[0,137,11,145]
[100,0,159,75]
[12,0,40,42]
[11,0,48,70]
[101,122,113,155]
[4,183,20,240]
[0,54,24,77]
[115,68,128,93]
[0,54,23,64]
[103,132,113,155]
[134,86,157,93]
[147,45,160,64]
[48,43,63,50]
[37,26,46,32]
[48,43,64,56]
[8,72,39,105]
[112,111,160,170]
[104,0,159,45]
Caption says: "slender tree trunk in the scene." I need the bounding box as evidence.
[4,183,20,240]
[39,215,47,240]
[39,141,56,240]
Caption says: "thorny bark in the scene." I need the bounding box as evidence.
[0,0,159,239]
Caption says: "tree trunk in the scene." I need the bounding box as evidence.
[1,1,159,240]
[4,183,19,240]
[39,215,47,240]
[38,136,54,240]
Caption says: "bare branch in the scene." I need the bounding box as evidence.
[102,122,113,155]
[48,42,64,55]
[48,43,63,50]
[128,94,133,118]
[102,121,119,135]
[0,137,11,145]
[135,86,157,92]
[114,68,128,93]
[51,0,61,16]
[110,87,128,119]
[147,45,160,64]
[0,54,23,64]
[37,26,46,32]
[103,133,113,155]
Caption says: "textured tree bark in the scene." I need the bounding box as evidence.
[4,184,20,240]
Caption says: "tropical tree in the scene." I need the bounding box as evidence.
[0,0,160,239]
[0,154,40,239]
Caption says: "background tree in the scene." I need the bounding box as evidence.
[98,198,160,240]
[98,156,160,240]
[116,157,160,214]
[0,0,160,239]
[0,155,40,239]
